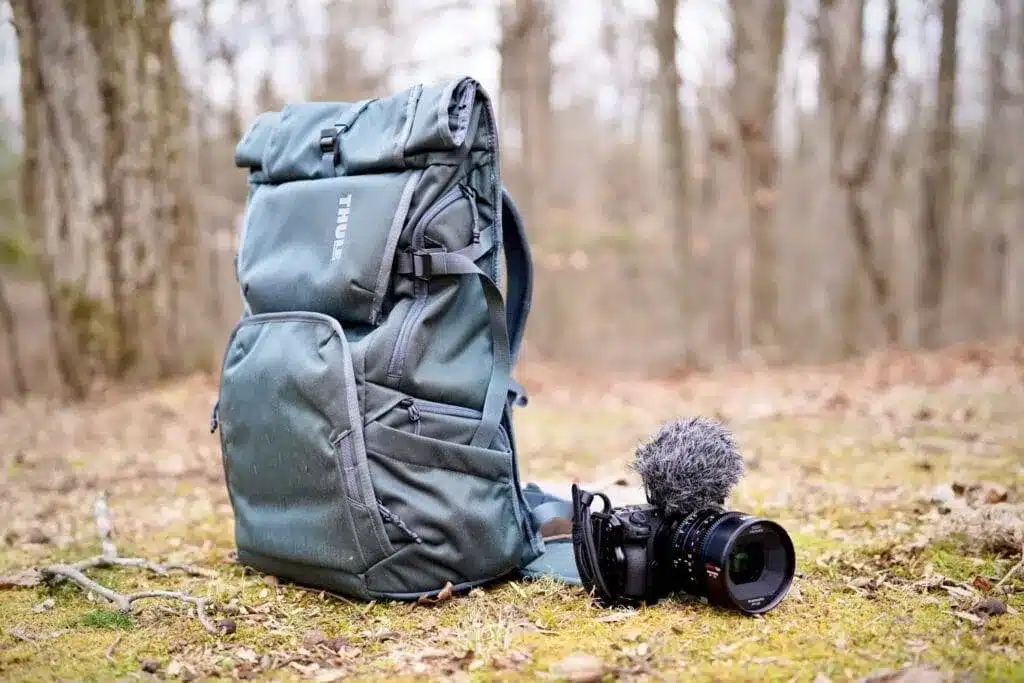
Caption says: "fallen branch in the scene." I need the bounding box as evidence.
[0,491,222,635]
[994,546,1024,592]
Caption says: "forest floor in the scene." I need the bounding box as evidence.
[1,341,1023,682]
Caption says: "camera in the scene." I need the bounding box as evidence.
[571,484,796,615]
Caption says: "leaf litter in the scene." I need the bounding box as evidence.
[2,344,1024,680]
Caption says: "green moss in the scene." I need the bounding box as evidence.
[78,609,133,630]
[2,378,1024,681]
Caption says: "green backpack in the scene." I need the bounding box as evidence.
[213,77,578,600]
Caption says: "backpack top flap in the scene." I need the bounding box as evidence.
[230,78,484,326]
[234,78,479,182]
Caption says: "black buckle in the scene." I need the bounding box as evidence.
[318,128,337,154]
[411,253,433,279]
[408,248,447,280]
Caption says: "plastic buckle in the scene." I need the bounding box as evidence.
[411,252,433,280]
[318,128,337,154]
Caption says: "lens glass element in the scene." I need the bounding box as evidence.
[664,509,795,615]
[728,542,764,584]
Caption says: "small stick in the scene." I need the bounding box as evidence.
[6,628,38,648]
[94,492,118,560]
[105,633,123,662]
[27,494,221,635]
[994,546,1024,592]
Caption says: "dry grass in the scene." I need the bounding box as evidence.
[1,346,1023,682]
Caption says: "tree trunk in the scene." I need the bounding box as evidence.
[918,0,960,348]
[499,0,554,232]
[11,0,201,396]
[653,0,693,365]
[10,0,90,398]
[0,275,28,397]
[728,0,787,352]
[816,0,900,347]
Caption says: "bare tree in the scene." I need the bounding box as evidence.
[0,273,27,397]
[815,0,900,345]
[11,0,202,396]
[917,0,960,348]
[498,0,554,232]
[653,0,694,365]
[727,0,787,351]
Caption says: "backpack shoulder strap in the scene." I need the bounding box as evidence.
[500,188,532,368]
[500,188,532,407]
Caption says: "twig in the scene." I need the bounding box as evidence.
[94,491,118,560]
[28,494,222,635]
[125,591,216,634]
[41,564,130,609]
[288,583,354,605]
[105,633,123,662]
[994,546,1024,592]
[6,628,38,649]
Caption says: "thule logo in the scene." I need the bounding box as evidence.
[331,194,352,262]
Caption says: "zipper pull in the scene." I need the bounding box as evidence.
[399,398,421,423]
[210,400,220,434]
[462,185,480,244]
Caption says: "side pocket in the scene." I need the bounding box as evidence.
[361,421,523,596]
[217,311,394,585]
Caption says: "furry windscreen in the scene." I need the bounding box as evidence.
[629,417,745,516]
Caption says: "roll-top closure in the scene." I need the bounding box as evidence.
[234,78,479,183]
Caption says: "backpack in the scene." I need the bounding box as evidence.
[213,77,579,600]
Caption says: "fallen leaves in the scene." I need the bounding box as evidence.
[416,581,454,607]
[858,665,950,682]
[0,569,43,588]
[549,653,606,683]
[2,349,1024,681]
[952,481,1010,506]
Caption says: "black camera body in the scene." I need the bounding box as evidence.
[572,484,795,615]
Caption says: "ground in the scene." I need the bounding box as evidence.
[1,342,1023,683]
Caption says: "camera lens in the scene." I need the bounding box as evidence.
[664,509,795,615]
[728,543,763,584]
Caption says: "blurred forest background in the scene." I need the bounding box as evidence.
[0,0,1022,401]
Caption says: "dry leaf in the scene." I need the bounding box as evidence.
[416,581,454,606]
[596,610,637,623]
[234,647,259,663]
[952,610,983,625]
[32,597,55,613]
[0,569,43,588]
[302,629,327,648]
[971,576,993,592]
[858,665,949,682]
[491,649,531,670]
[550,653,605,683]
[314,670,347,682]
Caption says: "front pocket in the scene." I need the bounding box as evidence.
[376,395,483,445]
[361,421,523,595]
[386,184,477,383]
[237,171,421,326]
[217,311,393,577]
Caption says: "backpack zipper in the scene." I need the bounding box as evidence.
[398,396,482,424]
[377,500,423,544]
[386,185,471,382]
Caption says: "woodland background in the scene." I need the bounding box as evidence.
[0,0,1022,401]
